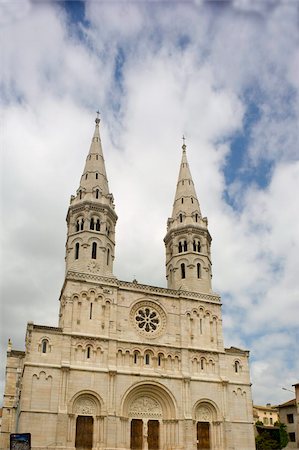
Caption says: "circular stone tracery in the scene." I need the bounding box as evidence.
[131,301,166,338]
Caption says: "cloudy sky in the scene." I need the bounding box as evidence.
[1,0,299,407]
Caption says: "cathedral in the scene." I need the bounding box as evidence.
[0,117,255,450]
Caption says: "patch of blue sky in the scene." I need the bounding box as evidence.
[222,95,275,210]
[58,0,89,41]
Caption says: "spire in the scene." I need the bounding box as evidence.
[164,139,212,293]
[171,140,201,222]
[78,115,109,196]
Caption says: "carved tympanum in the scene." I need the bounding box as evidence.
[74,397,97,415]
[129,396,162,418]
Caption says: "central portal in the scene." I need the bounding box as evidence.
[197,421,210,449]
[130,419,160,450]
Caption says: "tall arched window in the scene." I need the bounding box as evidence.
[107,249,110,265]
[75,243,80,260]
[195,213,198,222]
[197,263,201,278]
[193,240,196,251]
[181,263,186,279]
[197,241,201,252]
[80,219,84,231]
[42,339,48,354]
[92,242,97,259]
[76,220,80,232]
[178,242,182,253]
[133,351,139,364]
[79,191,82,199]
[90,218,95,230]
[96,173,98,179]
[96,219,100,231]
[96,189,99,199]
[234,361,240,373]
[145,353,150,365]
[184,240,187,251]
[86,347,91,359]
[179,214,183,223]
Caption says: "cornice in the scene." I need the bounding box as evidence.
[64,271,221,303]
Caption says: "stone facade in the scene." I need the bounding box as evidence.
[0,118,255,450]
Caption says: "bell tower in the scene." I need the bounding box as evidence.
[65,116,117,277]
[164,141,212,293]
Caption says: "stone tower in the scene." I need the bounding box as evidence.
[65,116,117,277]
[164,141,212,293]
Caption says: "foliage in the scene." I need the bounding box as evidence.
[255,422,289,450]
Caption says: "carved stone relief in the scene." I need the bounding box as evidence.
[196,406,212,422]
[129,396,162,418]
[74,397,97,415]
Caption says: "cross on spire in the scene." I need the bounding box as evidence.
[95,110,100,124]
[182,135,186,149]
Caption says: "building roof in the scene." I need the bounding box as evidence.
[277,398,296,408]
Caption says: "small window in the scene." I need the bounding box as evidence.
[200,359,204,370]
[86,347,91,359]
[41,340,48,354]
[200,318,203,334]
[79,191,82,199]
[263,417,269,425]
[193,240,196,251]
[158,354,162,366]
[80,219,84,231]
[289,433,296,442]
[181,198,184,204]
[96,189,99,199]
[107,249,110,265]
[183,240,187,251]
[197,241,201,252]
[197,263,201,278]
[76,220,80,232]
[287,414,294,424]
[75,243,80,260]
[96,219,100,231]
[96,154,98,160]
[145,354,150,365]
[90,303,93,320]
[85,173,88,179]
[96,173,98,179]
[179,214,183,223]
[92,242,97,259]
[107,225,110,237]
[90,218,95,230]
[234,361,240,373]
[181,263,186,279]
[191,198,193,203]
[133,352,139,364]
[178,242,182,253]
[195,213,198,222]
[270,418,273,425]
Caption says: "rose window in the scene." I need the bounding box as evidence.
[131,301,166,338]
[136,307,160,333]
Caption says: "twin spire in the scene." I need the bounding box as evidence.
[171,139,202,223]
[78,116,109,197]
[67,116,212,294]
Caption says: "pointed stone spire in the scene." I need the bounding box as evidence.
[164,139,212,293]
[65,115,117,278]
[171,140,202,223]
[78,115,109,197]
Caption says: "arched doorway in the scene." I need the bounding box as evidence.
[71,393,102,450]
[194,401,221,450]
[122,382,177,450]
[129,397,162,450]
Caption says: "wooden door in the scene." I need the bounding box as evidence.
[148,420,159,450]
[131,419,143,450]
[75,415,93,450]
[197,421,210,449]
